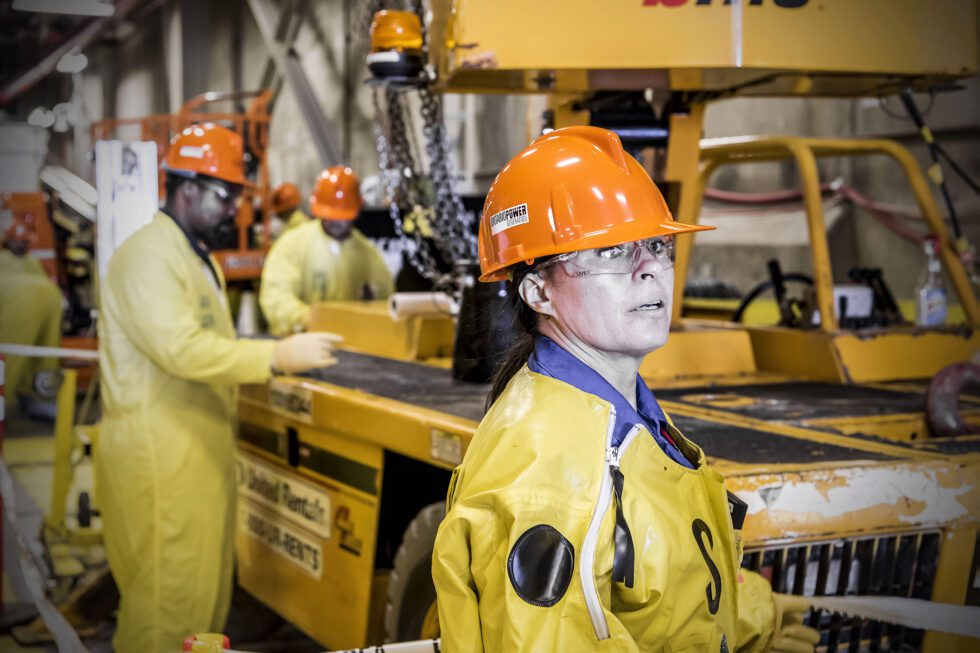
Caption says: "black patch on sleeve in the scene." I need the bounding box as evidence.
[507,525,574,607]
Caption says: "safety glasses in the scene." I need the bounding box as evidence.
[197,177,243,206]
[538,236,675,277]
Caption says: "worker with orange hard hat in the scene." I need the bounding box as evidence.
[432,127,818,653]
[260,165,394,335]
[97,122,341,653]
[269,181,310,235]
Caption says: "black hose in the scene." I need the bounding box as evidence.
[732,273,815,324]
[899,89,963,240]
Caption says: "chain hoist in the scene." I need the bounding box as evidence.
[362,1,476,289]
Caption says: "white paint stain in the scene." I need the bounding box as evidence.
[737,466,971,527]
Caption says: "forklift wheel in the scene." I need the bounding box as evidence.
[384,502,445,642]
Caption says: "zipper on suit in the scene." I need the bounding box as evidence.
[581,414,642,640]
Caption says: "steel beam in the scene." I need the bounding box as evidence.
[247,0,341,166]
[0,0,144,106]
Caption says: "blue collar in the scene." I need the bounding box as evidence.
[528,336,668,447]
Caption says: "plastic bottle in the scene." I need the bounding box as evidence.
[916,237,948,327]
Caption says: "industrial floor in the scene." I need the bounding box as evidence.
[1,407,323,653]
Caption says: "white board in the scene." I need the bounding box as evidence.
[95,140,158,279]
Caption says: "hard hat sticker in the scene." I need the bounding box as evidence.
[179,145,206,159]
[489,203,529,236]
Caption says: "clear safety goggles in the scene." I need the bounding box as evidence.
[196,177,243,206]
[538,236,675,277]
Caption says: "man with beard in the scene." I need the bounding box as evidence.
[97,122,340,652]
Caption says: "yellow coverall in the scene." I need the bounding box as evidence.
[97,213,277,653]
[433,366,776,652]
[259,218,394,336]
[283,208,310,233]
[0,250,62,400]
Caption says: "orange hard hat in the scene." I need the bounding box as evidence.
[310,166,362,220]
[370,10,423,53]
[164,122,251,187]
[478,126,714,282]
[270,182,300,213]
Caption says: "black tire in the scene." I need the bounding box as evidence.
[384,502,445,643]
[223,581,286,645]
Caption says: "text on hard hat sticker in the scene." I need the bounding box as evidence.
[489,203,530,236]
[178,145,206,159]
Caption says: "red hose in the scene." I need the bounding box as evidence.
[703,183,928,244]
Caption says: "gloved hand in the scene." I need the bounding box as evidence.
[770,594,820,653]
[271,332,342,374]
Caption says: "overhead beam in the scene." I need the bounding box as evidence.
[258,0,305,103]
[247,0,341,166]
[0,0,144,106]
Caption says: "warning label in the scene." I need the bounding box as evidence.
[489,203,529,236]
[239,502,324,580]
[268,379,313,423]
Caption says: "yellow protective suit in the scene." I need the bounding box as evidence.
[0,250,62,399]
[97,213,277,653]
[433,367,776,653]
[283,208,310,233]
[259,218,394,336]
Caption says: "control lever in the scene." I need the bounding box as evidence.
[768,259,800,327]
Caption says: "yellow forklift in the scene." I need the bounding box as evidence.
[236,1,980,650]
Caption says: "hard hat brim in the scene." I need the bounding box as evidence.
[311,202,358,221]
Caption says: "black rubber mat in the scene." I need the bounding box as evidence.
[301,352,894,465]
[305,350,490,423]
[670,414,893,464]
[657,382,925,421]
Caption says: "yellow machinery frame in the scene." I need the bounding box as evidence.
[668,135,980,384]
[234,2,980,649]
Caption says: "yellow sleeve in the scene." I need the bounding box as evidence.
[25,255,47,278]
[367,241,394,299]
[735,569,776,653]
[259,228,310,336]
[285,209,308,232]
[433,487,637,653]
[432,504,488,653]
[106,239,275,386]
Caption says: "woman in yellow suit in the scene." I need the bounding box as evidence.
[260,166,394,336]
[432,127,818,653]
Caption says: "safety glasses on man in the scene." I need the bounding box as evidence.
[195,176,243,207]
[536,235,675,277]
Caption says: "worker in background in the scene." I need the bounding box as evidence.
[0,220,63,420]
[260,165,394,336]
[433,127,819,653]
[269,181,310,236]
[97,122,340,653]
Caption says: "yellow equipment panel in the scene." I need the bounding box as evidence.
[236,399,384,649]
[433,0,976,93]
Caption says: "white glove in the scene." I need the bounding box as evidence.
[771,594,820,653]
[271,332,342,374]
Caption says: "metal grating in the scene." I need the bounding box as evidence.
[743,531,941,652]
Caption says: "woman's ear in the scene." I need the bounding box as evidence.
[519,271,555,319]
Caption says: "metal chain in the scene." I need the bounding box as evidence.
[418,86,477,263]
[372,88,442,280]
[367,0,477,284]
